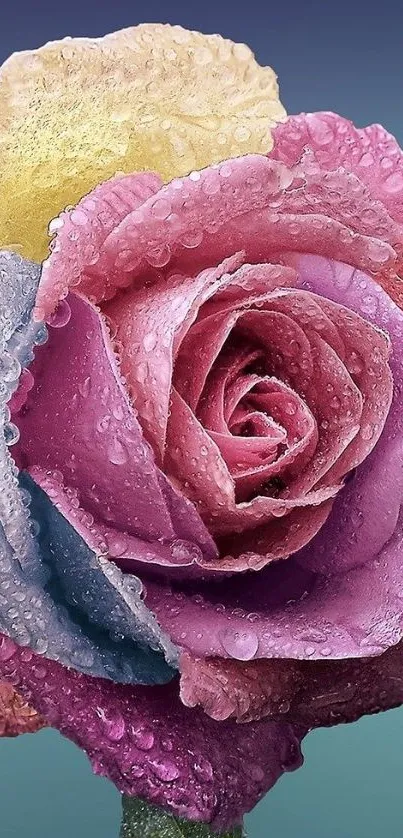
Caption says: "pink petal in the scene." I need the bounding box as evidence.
[165,388,337,562]
[180,653,302,723]
[100,155,400,287]
[227,381,318,500]
[174,310,240,415]
[283,255,402,577]
[272,112,403,303]
[36,153,401,319]
[273,112,403,224]
[181,641,403,730]
[103,255,242,460]
[144,264,403,660]
[277,639,403,728]
[146,507,403,661]
[35,172,163,321]
[279,332,362,495]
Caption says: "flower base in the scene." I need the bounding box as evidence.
[120,796,245,837]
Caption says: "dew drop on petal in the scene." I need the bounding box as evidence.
[107,439,128,465]
[149,758,180,782]
[218,628,259,660]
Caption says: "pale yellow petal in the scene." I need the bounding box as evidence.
[0,24,286,261]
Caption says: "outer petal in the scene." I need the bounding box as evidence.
[35,153,402,320]
[0,24,285,261]
[280,639,403,728]
[22,470,178,673]
[180,653,302,724]
[145,519,403,662]
[0,252,173,684]
[0,636,306,831]
[272,112,403,224]
[272,111,403,303]
[285,256,403,577]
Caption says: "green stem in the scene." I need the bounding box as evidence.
[120,796,245,838]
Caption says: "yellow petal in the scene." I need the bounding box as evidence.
[0,24,286,261]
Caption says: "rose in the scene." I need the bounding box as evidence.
[1,24,403,835]
[0,24,304,832]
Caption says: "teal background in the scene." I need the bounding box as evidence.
[2,0,403,835]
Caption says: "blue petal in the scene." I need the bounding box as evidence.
[0,251,175,685]
[21,471,178,674]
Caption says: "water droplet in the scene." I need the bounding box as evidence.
[112,404,124,421]
[0,636,16,662]
[180,228,203,249]
[96,708,125,741]
[48,300,72,329]
[249,764,265,782]
[161,737,174,752]
[143,332,157,352]
[346,351,364,376]
[48,216,64,234]
[146,244,171,268]
[151,198,172,219]
[384,172,403,193]
[360,423,374,441]
[130,725,154,751]
[170,539,201,564]
[70,208,88,226]
[34,324,48,346]
[219,627,259,660]
[149,758,180,782]
[0,353,21,382]
[106,534,128,556]
[4,422,20,446]
[108,439,128,465]
[193,757,213,782]
[78,376,91,398]
[96,415,111,433]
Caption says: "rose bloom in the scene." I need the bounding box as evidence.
[1,24,403,832]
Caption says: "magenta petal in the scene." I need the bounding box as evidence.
[281,639,403,728]
[0,636,306,830]
[99,154,400,287]
[14,292,216,567]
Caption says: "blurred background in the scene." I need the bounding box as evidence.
[1,0,403,835]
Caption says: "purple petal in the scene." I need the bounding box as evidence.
[0,635,306,830]
[144,256,403,663]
